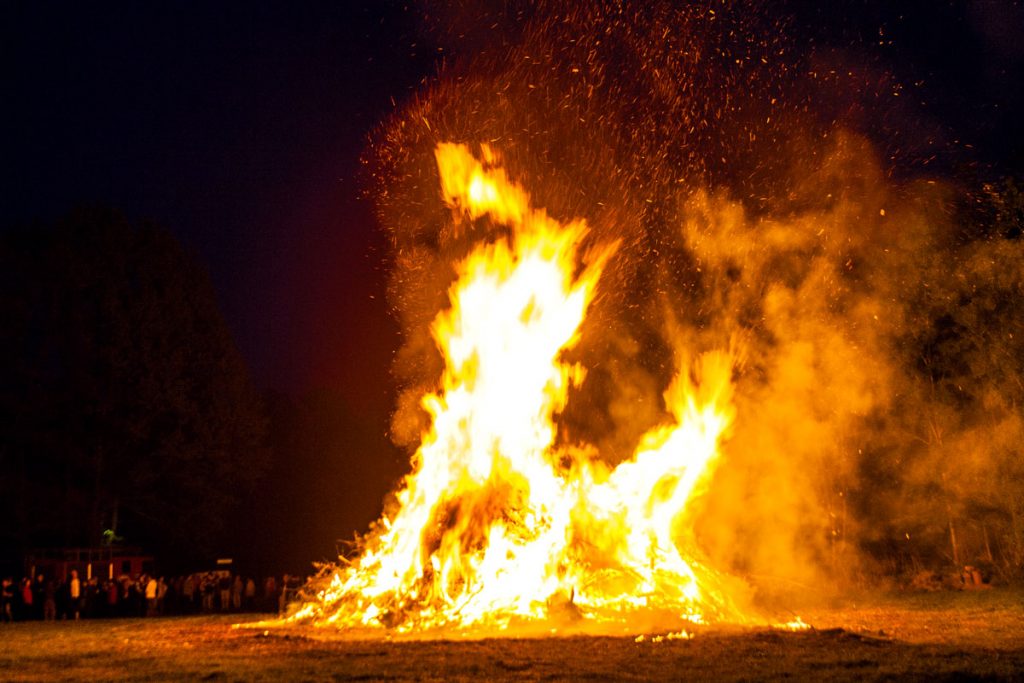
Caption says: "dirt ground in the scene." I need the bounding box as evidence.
[1,589,1022,682]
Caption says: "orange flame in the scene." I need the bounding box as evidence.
[292,142,747,633]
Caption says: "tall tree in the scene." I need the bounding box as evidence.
[0,207,267,564]
[883,182,1024,576]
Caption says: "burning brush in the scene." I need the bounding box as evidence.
[288,143,750,635]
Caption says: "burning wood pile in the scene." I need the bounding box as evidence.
[290,143,749,633]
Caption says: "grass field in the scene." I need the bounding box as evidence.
[1,589,1022,681]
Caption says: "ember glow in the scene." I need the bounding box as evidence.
[290,143,748,633]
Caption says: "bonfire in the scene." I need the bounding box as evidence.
[289,143,750,635]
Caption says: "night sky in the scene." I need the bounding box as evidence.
[5,2,1023,401]
[4,2,441,425]
[3,2,1024,572]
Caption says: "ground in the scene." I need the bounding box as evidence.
[2,590,1022,681]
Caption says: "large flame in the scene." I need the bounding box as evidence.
[292,143,747,634]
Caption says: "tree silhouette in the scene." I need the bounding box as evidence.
[0,207,267,564]
[883,186,1024,576]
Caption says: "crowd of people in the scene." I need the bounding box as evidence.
[0,570,305,622]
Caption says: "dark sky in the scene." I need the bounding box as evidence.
[4,2,439,426]
[4,0,1023,403]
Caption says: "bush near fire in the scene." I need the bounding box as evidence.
[291,3,1024,634]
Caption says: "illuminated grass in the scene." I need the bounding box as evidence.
[0,590,1021,681]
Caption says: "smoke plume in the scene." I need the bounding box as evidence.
[367,1,1024,596]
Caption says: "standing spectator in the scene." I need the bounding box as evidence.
[106,579,119,617]
[20,578,34,620]
[171,576,185,615]
[279,574,292,614]
[244,577,256,612]
[1,577,14,622]
[231,575,243,611]
[182,575,196,614]
[119,577,132,617]
[156,577,168,615]
[132,576,145,617]
[201,574,215,612]
[55,577,68,619]
[84,577,98,619]
[68,570,81,620]
[263,576,277,612]
[33,575,45,620]
[218,573,231,612]
[144,575,158,616]
[43,578,56,621]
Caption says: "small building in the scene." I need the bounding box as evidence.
[25,547,155,581]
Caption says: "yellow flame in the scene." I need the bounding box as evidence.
[292,142,746,633]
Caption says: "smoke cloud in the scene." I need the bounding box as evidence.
[366,1,1024,598]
